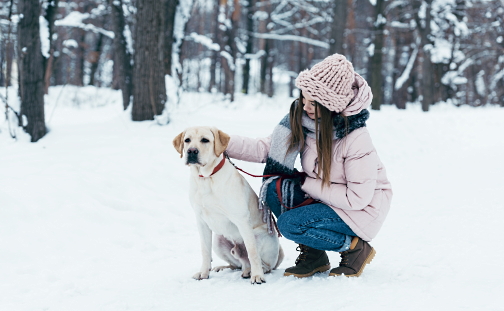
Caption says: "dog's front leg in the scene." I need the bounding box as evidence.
[234,222,266,284]
[193,217,212,280]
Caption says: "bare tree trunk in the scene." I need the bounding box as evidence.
[288,41,298,97]
[329,0,347,55]
[414,0,434,112]
[0,50,3,87]
[208,2,219,93]
[132,0,167,121]
[260,38,270,95]
[370,0,386,110]
[5,40,14,87]
[43,0,59,93]
[73,29,86,86]
[109,0,133,110]
[392,38,408,109]
[88,33,103,86]
[18,0,46,142]
[258,1,273,96]
[0,36,5,86]
[346,0,356,63]
[1,0,14,87]
[52,48,67,86]
[111,48,120,90]
[267,51,274,97]
[208,51,218,92]
[164,0,179,76]
[218,0,239,101]
[351,0,372,73]
[241,0,255,94]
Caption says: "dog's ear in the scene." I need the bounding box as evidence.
[172,131,185,158]
[211,128,230,157]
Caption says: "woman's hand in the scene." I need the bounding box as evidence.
[292,169,308,185]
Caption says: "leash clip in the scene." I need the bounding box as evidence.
[223,151,236,168]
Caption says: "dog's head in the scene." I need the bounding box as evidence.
[173,127,230,167]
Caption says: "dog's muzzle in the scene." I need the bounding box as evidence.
[186,147,200,164]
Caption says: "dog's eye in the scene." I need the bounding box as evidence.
[184,138,191,143]
[201,138,209,143]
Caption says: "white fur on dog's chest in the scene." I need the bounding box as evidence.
[190,179,245,241]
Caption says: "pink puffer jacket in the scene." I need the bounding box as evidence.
[226,127,392,242]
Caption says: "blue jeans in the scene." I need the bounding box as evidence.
[265,180,356,252]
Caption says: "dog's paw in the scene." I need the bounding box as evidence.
[192,271,209,280]
[250,274,266,284]
[241,268,251,279]
[212,265,239,272]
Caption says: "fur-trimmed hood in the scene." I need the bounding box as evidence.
[332,109,370,139]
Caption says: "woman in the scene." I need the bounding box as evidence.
[226,53,392,278]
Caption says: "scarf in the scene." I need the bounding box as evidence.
[258,100,370,235]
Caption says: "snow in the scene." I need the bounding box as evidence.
[220,51,235,71]
[55,11,90,26]
[374,14,386,27]
[172,0,194,81]
[39,16,50,58]
[430,38,453,64]
[490,68,504,89]
[55,11,115,39]
[63,39,78,48]
[244,50,266,59]
[189,32,220,51]
[123,24,134,56]
[441,70,468,89]
[1,86,504,310]
[475,70,486,97]
[367,43,375,57]
[253,33,329,49]
[395,44,418,90]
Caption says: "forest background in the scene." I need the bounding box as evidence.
[1,0,504,142]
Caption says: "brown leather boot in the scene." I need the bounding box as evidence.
[329,237,376,277]
[283,244,331,278]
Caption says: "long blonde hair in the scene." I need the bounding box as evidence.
[288,93,347,188]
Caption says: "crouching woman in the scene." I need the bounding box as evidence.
[226,53,393,278]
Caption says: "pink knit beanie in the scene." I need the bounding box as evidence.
[295,53,356,113]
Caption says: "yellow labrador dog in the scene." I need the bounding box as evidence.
[173,126,283,284]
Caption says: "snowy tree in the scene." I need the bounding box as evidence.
[164,0,179,76]
[370,0,386,110]
[41,0,59,94]
[218,0,240,101]
[414,0,435,112]
[109,0,133,110]
[132,0,166,121]
[0,0,15,88]
[18,0,46,142]
[241,0,256,94]
[5,0,502,112]
[329,0,347,55]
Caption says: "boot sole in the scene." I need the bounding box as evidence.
[329,248,376,277]
[283,264,331,278]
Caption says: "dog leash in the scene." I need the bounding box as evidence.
[223,152,317,237]
[223,152,316,209]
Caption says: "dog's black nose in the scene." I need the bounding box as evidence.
[187,148,199,154]
[186,148,200,164]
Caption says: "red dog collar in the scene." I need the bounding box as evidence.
[199,155,226,178]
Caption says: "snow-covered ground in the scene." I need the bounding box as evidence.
[1,86,503,311]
